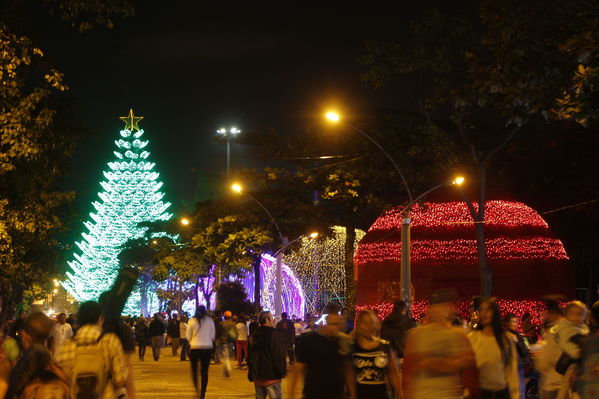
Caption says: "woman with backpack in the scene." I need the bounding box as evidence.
[186,306,215,399]
[468,298,520,399]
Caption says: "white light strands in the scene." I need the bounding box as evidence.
[63,109,172,309]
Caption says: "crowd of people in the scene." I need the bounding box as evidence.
[0,294,597,399]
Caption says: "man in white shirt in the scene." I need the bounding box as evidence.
[49,313,73,356]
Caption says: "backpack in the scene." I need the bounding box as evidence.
[21,363,70,399]
[70,337,107,399]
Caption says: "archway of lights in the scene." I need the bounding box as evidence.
[284,226,365,314]
[63,110,172,314]
[354,200,573,320]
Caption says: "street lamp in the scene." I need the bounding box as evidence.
[217,127,241,179]
[232,183,286,317]
[324,111,413,203]
[180,217,190,226]
[398,176,465,314]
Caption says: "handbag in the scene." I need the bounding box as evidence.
[555,351,574,375]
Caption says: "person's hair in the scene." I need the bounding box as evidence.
[281,312,287,319]
[471,295,484,311]
[24,312,53,344]
[195,306,207,320]
[78,301,103,326]
[565,300,586,314]
[153,313,160,319]
[392,300,407,314]
[258,311,272,325]
[58,313,66,318]
[356,309,380,336]
[477,298,510,367]
[98,291,109,306]
[503,312,517,324]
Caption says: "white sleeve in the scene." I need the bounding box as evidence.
[186,318,194,342]
[210,318,216,342]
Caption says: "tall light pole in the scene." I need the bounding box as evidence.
[397,176,464,313]
[324,110,464,314]
[217,127,241,179]
[231,183,287,318]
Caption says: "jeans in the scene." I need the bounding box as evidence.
[236,340,248,365]
[283,344,294,366]
[255,381,282,399]
[180,338,189,360]
[170,337,180,355]
[151,335,163,361]
[138,340,147,360]
[481,388,510,399]
[190,348,212,398]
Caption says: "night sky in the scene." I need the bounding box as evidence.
[31,2,458,215]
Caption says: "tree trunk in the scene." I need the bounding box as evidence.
[252,257,261,310]
[195,277,200,308]
[476,164,492,297]
[177,279,183,315]
[344,225,357,312]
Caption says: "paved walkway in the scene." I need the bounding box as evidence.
[132,351,298,399]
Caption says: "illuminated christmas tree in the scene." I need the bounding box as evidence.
[63,110,172,307]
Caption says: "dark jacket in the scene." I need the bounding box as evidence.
[149,318,166,337]
[167,319,180,338]
[135,322,149,343]
[275,319,295,345]
[248,326,287,382]
[381,312,417,358]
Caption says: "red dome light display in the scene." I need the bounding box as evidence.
[354,200,573,306]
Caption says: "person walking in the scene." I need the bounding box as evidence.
[248,311,287,399]
[220,311,237,376]
[135,317,149,361]
[55,301,128,399]
[168,314,181,356]
[288,313,346,399]
[149,313,166,361]
[49,312,73,357]
[551,300,589,399]
[187,305,215,399]
[504,313,531,399]
[347,309,402,399]
[276,312,295,367]
[381,300,417,361]
[236,315,249,368]
[575,300,599,399]
[403,290,478,399]
[180,315,189,361]
[468,298,520,399]
[534,300,565,399]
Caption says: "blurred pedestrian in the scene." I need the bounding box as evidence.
[504,313,530,399]
[180,315,189,361]
[220,311,237,376]
[135,317,149,361]
[248,311,287,399]
[236,315,249,368]
[6,312,68,399]
[341,307,354,334]
[187,306,215,399]
[168,314,181,356]
[347,309,402,399]
[551,300,588,399]
[49,312,73,357]
[381,300,417,360]
[149,313,166,361]
[403,290,478,399]
[468,298,520,399]
[288,313,346,399]
[534,300,564,399]
[55,301,128,399]
[575,300,599,399]
[276,312,295,367]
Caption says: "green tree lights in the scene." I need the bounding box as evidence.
[63,110,172,308]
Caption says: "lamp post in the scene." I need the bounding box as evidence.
[398,176,464,313]
[217,127,241,179]
[232,183,287,317]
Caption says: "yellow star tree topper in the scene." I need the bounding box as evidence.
[119,109,143,131]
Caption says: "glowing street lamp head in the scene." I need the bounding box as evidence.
[453,176,465,186]
[231,183,243,194]
[309,232,319,239]
[217,128,227,135]
[325,111,340,123]
[230,127,241,134]
[180,217,190,226]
